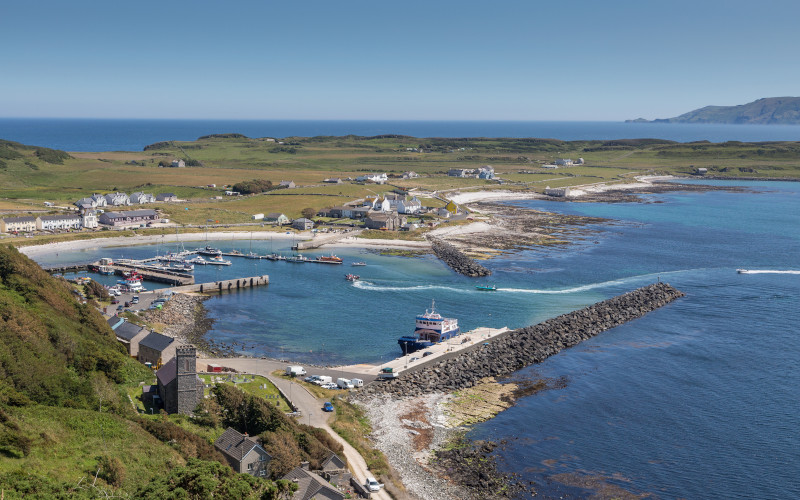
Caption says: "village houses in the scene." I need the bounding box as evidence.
[214,428,272,477]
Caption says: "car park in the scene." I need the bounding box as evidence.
[322,402,334,412]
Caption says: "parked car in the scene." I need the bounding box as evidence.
[111,299,119,304]
[322,402,334,412]
[409,357,419,363]
[131,296,139,304]
[304,375,319,383]
[321,382,338,390]
[116,305,124,311]
[423,351,433,357]
[366,476,383,492]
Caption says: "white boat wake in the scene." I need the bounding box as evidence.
[351,269,702,295]
[737,269,800,275]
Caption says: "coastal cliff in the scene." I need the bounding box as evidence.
[365,282,684,397]
[627,96,800,124]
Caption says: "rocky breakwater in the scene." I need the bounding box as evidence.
[364,282,684,398]
[429,238,491,277]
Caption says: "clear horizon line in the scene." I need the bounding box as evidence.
[0,116,638,123]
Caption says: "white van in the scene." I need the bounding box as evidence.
[351,378,364,388]
[286,366,306,377]
[336,378,354,389]
[316,375,332,385]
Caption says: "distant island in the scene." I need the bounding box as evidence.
[627,97,800,125]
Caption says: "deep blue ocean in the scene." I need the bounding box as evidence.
[30,179,800,498]
[3,118,800,151]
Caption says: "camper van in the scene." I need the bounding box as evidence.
[286,366,306,377]
[351,378,364,388]
[336,378,354,389]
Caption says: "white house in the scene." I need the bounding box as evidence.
[37,214,82,231]
[279,180,296,189]
[397,196,422,214]
[91,194,108,207]
[171,159,185,168]
[544,186,570,197]
[0,216,37,233]
[555,159,574,167]
[82,209,98,229]
[355,173,388,184]
[130,192,155,204]
[478,165,495,179]
[104,192,131,206]
[402,171,419,179]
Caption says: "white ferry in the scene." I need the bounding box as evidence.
[397,300,460,354]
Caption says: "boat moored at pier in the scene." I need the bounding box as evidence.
[398,300,460,354]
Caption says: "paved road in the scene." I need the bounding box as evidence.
[203,357,390,499]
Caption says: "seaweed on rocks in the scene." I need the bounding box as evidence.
[430,436,530,499]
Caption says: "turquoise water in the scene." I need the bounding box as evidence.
[468,181,800,499]
[31,181,800,498]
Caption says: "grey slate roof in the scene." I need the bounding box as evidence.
[2,216,36,223]
[282,467,344,500]
[156,357,177,386]
[214,428,265,462]
[39,214,81,221]
[107,315,124,330]
[321,453,346,471]
[139,332,174,352]
[115,321,145,341]
[102,209,158,218]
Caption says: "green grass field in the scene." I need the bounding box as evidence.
[3,135,800,226]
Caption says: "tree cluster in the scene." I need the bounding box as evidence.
[231,179,274,195]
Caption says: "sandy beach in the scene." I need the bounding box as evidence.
[17,230,306,257]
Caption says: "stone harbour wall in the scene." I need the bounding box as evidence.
[429,238,491,277]
[364,282,684,398]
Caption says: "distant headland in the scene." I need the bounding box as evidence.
[627,96,800,125]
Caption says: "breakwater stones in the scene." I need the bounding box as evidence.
[429,238,491,277]
[364,282,684,398]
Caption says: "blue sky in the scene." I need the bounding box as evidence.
[2,0,799,120]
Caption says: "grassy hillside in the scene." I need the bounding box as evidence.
[0,245,299,498]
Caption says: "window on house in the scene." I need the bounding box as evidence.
[247,463,253,470]
[260,455,267,462]
[259,471,266,476]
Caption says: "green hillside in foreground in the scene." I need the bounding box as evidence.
[629,96,800,124]
[0,245,328,498]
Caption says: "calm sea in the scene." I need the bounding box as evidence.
[28,181,800,498]
[2,118,800,151]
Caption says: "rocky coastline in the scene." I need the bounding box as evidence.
[357,282,684,498]
[428,238,491,277]
[140,293,236,357]
[364,282,684,398]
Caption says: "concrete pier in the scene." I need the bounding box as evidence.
[169,275,269,294]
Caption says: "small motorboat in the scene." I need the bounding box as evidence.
[208,255,232,266]
[475,284,498,291]
[345,274,360,281]
[351,261,367,266]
